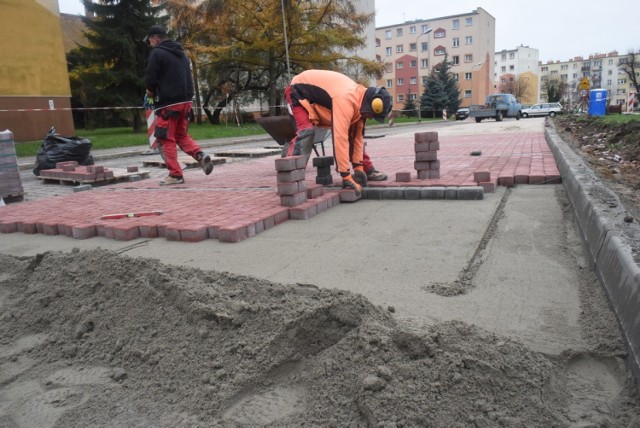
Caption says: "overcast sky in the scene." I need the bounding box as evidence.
[58,0,638,63]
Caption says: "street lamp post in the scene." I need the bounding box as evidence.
[415,28,432,122]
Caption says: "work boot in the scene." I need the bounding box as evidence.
[342,174,362,198]
[366,168,388,181]
[353,169,368,188]
[160,175,184,186]
[195,152,214,175]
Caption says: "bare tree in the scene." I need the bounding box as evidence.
[618,50,640,95]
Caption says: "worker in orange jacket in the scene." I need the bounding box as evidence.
[284,70,392,196]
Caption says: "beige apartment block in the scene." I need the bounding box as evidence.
[539,51,639,111]
[494,46,540,106]
[375,7,495,112]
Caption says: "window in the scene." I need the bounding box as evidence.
[618,78,627,84]
[408,93,417,101]
[608,59,614,65]
[421,24,429,33]
[452,38,460,47]
[385,47,392,56]
[541,66,548,72]
[386,79,393,87]
[420,58,428,68]
[385,63,392,73]
[396,28,403,37]
[434,29,446,38]
[464,90,472,98]
[561,65,568,70]
[397,78,404,85]
[561,74,568,80]
[452,19,460,29]
[509,65,515,71]
[385,30,392,39]
[464,54,473,63]
[375,38,380,47]
[410,76,417,85]
[397,94,404,102]
[452,55,459,65]
[420,42,428,52]
[501,66,506,72]
[435,47,446,56]
[410,60,417,68]
[509,53,515,59]
[465,36,473,45]
[501,53,506,61]
[396,61,404,69]
[465,72,472,80]
[453,73,459,81]
[409,43,417,52]
[396,45,404,53]
[410,26,416,34]
[617,88,627,95]
[465,17,473,26]
[550,70,558,75]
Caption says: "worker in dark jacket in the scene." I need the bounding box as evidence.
[144,26,213,185]
[284,70,392,196]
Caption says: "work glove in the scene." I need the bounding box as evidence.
[353,165,367,188]
[143,93,154,110]
[342,174,362,198]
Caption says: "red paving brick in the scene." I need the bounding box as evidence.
[0,131,560,243]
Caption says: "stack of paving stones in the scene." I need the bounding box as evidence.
[273,155,341,220]
[39,161,115,183]
[0,130,24,202]
[313,156,334,185]
[414,131,441,180]
[275,155,308,207]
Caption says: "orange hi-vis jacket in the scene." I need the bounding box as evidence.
[289,70,367,175]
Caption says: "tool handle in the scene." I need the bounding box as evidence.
[100,210,163,220]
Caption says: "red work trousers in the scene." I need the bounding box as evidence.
[154,102,202,178]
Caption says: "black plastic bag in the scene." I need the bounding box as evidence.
[33,127,94,176]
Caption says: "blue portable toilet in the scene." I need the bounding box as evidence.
[589,89,608,116]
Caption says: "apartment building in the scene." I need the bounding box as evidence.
[375,7,495,111]
[539,51,638,110]
[494,46,540,106]
[0,0,74,141]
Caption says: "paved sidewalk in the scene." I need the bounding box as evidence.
[1,128,559,243]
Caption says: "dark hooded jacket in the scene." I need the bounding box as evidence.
[145,40,194,108]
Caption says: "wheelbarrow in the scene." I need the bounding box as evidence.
[255,116,330,158]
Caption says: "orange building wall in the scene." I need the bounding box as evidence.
[0,0,74,141]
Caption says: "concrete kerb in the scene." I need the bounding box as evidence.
[545,122,640,386]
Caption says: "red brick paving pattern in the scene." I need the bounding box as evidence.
[0,132,560,243]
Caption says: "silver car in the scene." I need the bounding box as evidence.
[521,102,563,118]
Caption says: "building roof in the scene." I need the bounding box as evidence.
[60,13,88,53]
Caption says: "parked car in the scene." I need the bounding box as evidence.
[521,102,563,118]
[455,107,470,120]
[469,94,522,122]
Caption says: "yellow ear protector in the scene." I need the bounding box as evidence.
[371,87,385,114]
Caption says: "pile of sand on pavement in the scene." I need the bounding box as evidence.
[1,249,639,427]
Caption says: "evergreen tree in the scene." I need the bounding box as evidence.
[420,54,461,118]
[403,98,417,118]
[69,0,165,131]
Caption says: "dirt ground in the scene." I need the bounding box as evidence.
[2,117,640,426]
[554,115,640,223]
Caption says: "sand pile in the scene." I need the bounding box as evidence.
[1,249,639,427]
